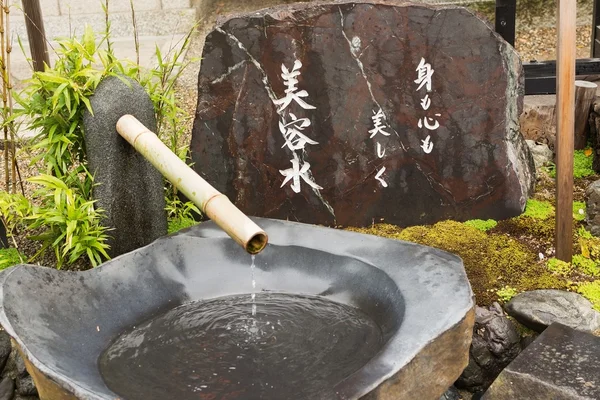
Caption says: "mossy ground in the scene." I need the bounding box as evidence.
[346,171,600,307]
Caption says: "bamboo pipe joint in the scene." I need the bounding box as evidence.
[116,114,268,255]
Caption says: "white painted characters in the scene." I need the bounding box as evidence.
[279,113,318,151]
[275,60,322,194]
[273,60,316,112]
[415,57,440,154]
[280,158,323,193]
[369,108,391,188]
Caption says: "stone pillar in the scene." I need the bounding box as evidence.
[83,76,167,258]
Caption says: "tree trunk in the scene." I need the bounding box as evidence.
[21,0,49,72]
[574,80,597,149]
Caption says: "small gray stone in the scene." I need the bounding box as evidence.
[586,179,600,236]
[0,331,12,372]
[84,76,167,258]
[3,346,27,380]
[456,303,521,393]
[439,385,461,400]
[525,140,553,169]
[15,375,36,396]
[0,377,14,400]
[483,323,600,399]
[505,289,600,333]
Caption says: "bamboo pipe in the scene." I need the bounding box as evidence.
[116,114,268,255]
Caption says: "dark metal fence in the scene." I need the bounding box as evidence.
[494,0,600,94]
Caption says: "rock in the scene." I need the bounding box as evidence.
[84,76,167,258]
[0,377,14,400]
[190,1,535,227]
[586,179,600,236]
[3,345,27,380]
[439,386,461,400]
[456,303,521,393]
[505,289,600,333]
[0,331,12,372]
[519,95,556,150]
[483,323,600,399]
[525,140,553,169]
[0,222,7,249]
[15,375,36,396]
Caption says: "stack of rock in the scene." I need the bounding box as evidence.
[0,331,38,400]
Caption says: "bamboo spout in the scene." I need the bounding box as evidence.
[116,114,268,255]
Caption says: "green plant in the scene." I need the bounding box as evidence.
[497,286,518,303]
[464,219,497,232]
[572,254,600,277]
[546,150,595,179]
[578,226,594,240]
[13,13,196,268]
[26,174,110,268]
[0,248,24,269]
[165,195,200,234]
[547,257,573,276]
[573,201,586,222]
[0,191,32,236]
[577,280,600,311]
[523,199,554,220]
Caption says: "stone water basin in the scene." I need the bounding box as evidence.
[0,218,474,399]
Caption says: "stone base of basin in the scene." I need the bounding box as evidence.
[363,309,475,400]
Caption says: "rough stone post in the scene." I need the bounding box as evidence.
[84,76,167,258]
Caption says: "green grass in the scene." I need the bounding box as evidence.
[523,199,554,220]
[0,248,24,269]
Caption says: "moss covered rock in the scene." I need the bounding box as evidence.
[349,221,566,305]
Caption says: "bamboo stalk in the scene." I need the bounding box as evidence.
[116,115,269,255]
[0,0,9,192]
[5,1,15,194]
[555,0,576,262]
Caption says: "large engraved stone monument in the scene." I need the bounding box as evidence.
[190,0,535,227]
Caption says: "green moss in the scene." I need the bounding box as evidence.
[395,221,565,305]
[547,150,595,179]
[547,258,573,276]
[523,199,554,220]
[0,248,24,269]
[464,219,498,232]
[573,201,586,222]
[577,281,600,311]
[168,217,197,234]
[572,254,600,277]
[497,286,518,303]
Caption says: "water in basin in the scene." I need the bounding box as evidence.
[99,292,383,400]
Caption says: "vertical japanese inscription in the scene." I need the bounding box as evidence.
[275,60,322,194]
[414,57,441,154]
[369,108,391,188]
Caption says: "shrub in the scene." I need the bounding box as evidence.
[26,174,110,268]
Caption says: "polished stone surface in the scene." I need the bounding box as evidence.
[190,0,534,227]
